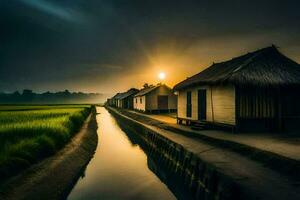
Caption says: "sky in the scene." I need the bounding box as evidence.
[1,0,300,94]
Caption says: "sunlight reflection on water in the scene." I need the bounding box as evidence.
[67,107,176,200]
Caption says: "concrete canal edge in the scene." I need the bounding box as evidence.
[116,108,300,180]
[107,107,243,200]
[0,108,98,200]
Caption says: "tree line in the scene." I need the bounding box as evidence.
[0,89,106,104]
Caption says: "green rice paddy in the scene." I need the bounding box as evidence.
[0,105,92,181]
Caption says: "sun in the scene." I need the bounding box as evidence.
[158,72,166,80]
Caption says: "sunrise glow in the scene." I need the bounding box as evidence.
[158,72,166,80]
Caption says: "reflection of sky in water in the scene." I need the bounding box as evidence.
[68,107,175,200]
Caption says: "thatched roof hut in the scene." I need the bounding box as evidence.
[134,85,160,97]
[108,93,121,107]
[174,46,300,89]
[174,46,300,132]
[117,88,139,109]
[133,84,177,113]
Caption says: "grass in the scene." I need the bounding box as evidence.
[0,105,92,182]
[0,104,91,111]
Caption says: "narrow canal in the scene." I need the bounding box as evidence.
[67,107,177,200]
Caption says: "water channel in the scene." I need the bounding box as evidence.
[68,107,191,200]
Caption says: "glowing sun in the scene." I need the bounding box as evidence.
[158,72,166,80]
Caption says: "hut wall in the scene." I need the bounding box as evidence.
[126,96,135,109]
[178,87,207,120]
[177,85,236,125]
[237,86,300,132]
[146,85,177,111]
[237,87,278,131]
[121,98,127,109]
[177,90,187,119]
[116,99,122,108]
[134,96,146,111]
[281,87,300,132]
[238,88,276,119]
[121,97,132,109]
[209,85,236,125]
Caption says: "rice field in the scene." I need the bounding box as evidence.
[0,105,92,181]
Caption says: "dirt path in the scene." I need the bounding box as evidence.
[0,112,98,200]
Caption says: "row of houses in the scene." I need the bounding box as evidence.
[108,46,300,132]
[107,84,177,112]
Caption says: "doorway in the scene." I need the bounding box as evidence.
[198,90,206,120]
[157,95,168,110]
[186,91,192,117]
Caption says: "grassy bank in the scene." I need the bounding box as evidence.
[0,105,92,181]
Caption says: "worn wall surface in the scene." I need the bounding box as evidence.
[134,96,146,111]
[177,85,236,125]
[146,85,177,111]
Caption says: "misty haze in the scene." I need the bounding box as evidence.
[0,1,300,200]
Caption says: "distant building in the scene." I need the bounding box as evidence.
[106,98,113,106]
[108,93,121,107]
[113,93,124,108]
[116,88,139,109]
[174,46,300,132]
[134,84,177,113]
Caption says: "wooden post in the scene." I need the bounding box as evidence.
[277,87,282,132]
[210,86,215,123]
[235,85,240,132]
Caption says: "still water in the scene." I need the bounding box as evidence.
[67,107,177,200]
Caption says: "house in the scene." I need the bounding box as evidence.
[117,88,139,109]
[114,93,125,108]
[106,98,113,106]
[173,46,300,132]
[134,84,177,113]
[109,93,121,107]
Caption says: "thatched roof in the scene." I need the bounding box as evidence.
[174,46,300,90]
[113,93,123,100]
[118,88,139,99]
[111,93,121,99]
[134,85,159,97]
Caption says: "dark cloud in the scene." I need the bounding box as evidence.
[1,0,300,92]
